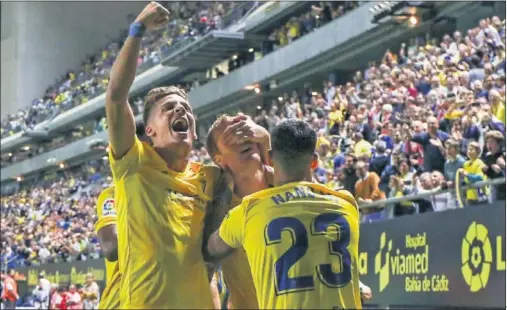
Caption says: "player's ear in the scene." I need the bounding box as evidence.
[145,125,155,137]
[267,149,274,167]
[311,153,319,170]
[190,115,198,140]
[213,154,225,169]
[192,127,198,140]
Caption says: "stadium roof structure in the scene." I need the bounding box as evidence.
[161,30,267,69]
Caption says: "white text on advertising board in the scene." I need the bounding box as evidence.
[374,232,449,293]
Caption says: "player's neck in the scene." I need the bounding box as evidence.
[232,167,267,198]
[155,147,189,172]
[274,170,312,187]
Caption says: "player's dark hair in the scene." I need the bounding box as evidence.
[270,119,317,170]
[142,86,188,126]
[135,121,145,137]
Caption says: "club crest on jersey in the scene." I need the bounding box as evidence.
[102,198,116,217]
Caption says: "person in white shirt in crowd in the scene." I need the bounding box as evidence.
[82,273,100,310]
[32,273,51,310]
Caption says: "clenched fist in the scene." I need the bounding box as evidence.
[135,2,170,31]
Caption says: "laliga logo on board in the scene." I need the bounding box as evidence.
[461,221,492,292]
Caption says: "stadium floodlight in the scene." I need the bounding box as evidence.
[408,15,419,27]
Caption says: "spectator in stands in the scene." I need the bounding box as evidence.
[412,172,436,213]
[354,160,385,214]
[369,140,389,178]
[340,154,357,196]
[353,132,373,159]
[52,287,68,310]
[482,130,506,200]
[389,174,416,217]
[404,116,449,173]
[1,269,19,310]
[32,272,51,310]
[444,139,466,184]
[461,141,489,204]
[82,273,100,310]
[66,284,83,310]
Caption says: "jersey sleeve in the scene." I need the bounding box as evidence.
[94,188,116,233]
[108,136,146,181]
[218,204,245,249]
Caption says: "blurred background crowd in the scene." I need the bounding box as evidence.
[0,1,359,141]
[0,1,250,139]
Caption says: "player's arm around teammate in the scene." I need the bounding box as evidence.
[96,192,117,262]
[105,2,169,159]
[94,187,121,309]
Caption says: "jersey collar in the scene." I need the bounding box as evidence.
[244,181,336,201]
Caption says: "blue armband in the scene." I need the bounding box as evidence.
[129,22,146,38]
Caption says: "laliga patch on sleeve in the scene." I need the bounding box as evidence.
[102,198,116,217]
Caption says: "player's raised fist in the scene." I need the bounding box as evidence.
[135,2,170,31]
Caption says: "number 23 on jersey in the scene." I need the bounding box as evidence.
[264,213,352,295]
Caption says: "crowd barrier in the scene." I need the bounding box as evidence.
[11,202,505,308]
[13,260,106,301]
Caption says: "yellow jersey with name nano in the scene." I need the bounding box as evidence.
[219,181,361,310]
[109,137,220,309]
[220,195,258,309]
[94,187,120,310]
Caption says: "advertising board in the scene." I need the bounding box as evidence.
[359,202,506,308]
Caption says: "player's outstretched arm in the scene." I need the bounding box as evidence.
[106,2,170,159]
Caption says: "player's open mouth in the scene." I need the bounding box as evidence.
[171,118,189,133]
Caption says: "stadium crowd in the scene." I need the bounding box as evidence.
[1,162,110,269]
[0,1,248,139]
[0,1,360,143]
[0,1,361,170]
[1,15,505,271]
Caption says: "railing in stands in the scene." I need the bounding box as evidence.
[360,177,506,210]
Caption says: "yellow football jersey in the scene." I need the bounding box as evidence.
[219,181,361,310]
[94,187,120,310]
[109,137,220,309]
[463,158,488,201]
[220,195,259,309]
